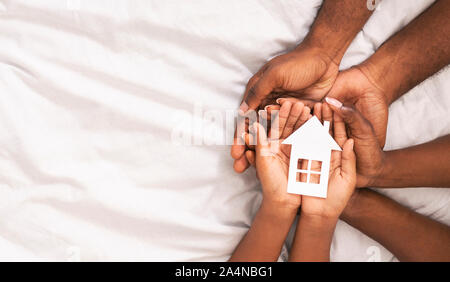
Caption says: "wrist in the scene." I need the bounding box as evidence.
[290,212,337,262]
[368,151,395,188]
[357,54,400,105]
[260,200,298,222]
[340,189,373,222]
[299,213,338,234]
[360,150,389,188]
[340,190,362,221]
[299,36,342,67]
[297,0,375,69]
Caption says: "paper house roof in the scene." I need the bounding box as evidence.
[282,116,342,151]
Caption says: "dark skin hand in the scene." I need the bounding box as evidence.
[326,68,388,147]
[326,98,450,189]
[231,0,375,173]
[342,189,450,262]
[238,0,375,112]
[324,98,384,188]
[234,0,450,174]
[326,0,450,147]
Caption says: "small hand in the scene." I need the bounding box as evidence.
[300,103,357,219]
[246,100,311,211]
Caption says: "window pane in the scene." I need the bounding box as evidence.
[311,160,322,172]
[296,172,307,183]
[297,159,308,170]
[309,173,321,184]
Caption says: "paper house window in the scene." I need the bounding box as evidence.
[295,159,322,184]
[282,116,342,198]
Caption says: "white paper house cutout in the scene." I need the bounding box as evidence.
[282,116,342,198]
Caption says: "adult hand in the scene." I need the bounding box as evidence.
[239,45,339,113]
[232,44,339,173]
[326,67,389,147]
[325,98,385,188]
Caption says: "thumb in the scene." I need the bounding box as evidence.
[241,74,277,114]
[325,97,375,137]
[340,139,356,179]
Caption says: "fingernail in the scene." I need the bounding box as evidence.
[325,97,343,108]
[239,102,249,113]
[276,98,282,104]
[264,105,270,111]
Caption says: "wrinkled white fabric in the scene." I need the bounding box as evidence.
[0,0,448,261]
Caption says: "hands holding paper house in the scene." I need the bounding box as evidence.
[230,0,450,262]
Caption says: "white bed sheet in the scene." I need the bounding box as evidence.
[0,0,448,261]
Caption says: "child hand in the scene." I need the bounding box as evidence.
[300,103,357,220]
[245,100,311,211]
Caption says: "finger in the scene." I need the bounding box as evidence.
[230,142,246,160]
[233,155,250,173]
[254,122,270,157]
[276,97,317,109]
[330,150,341,172]
[241,72,277,113]
[231,113,248,160]
[257,109,269,139]
[294,106,311,130]
[241,71,262,105]
[265,104,281,122]
[243,132,256,151]
[341,138,356,179]
[314,103,322,121]
[280,143,292,158]
[246,150,256,167]
[265,105,281,138]
[271,100,292,140]
[233,71,264,161]
[325,97,376,138]
[281,102,304,139]
[322,103,333,135]
[333,111,347,147]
